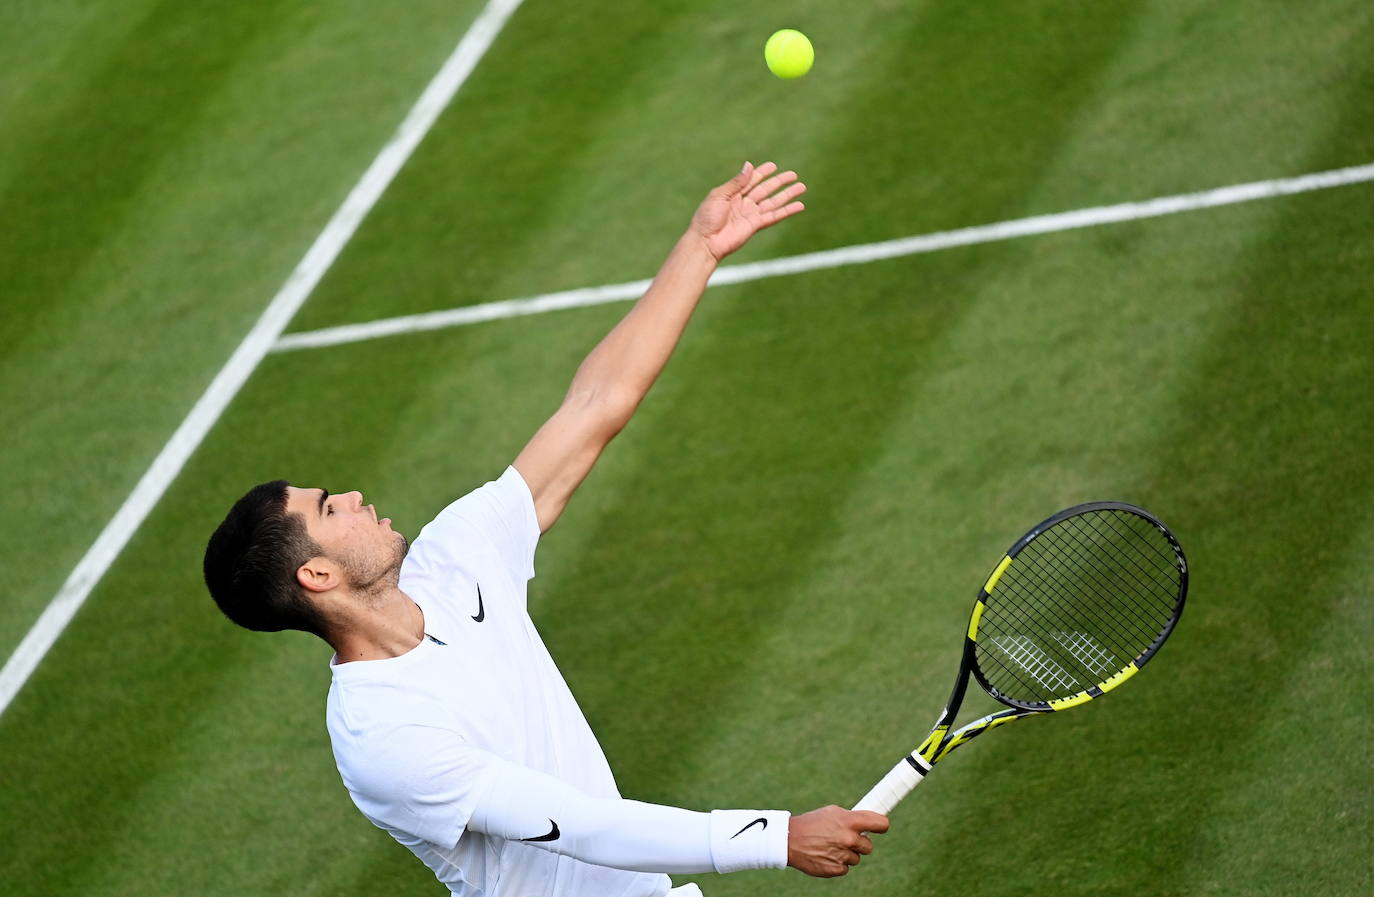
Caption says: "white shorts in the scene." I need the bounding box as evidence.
[668,885,704,897]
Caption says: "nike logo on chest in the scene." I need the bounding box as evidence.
[471,583,484,622]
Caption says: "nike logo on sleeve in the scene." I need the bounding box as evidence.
[520,819,560,842]
[471,584,485,622]
[731,817,768,839]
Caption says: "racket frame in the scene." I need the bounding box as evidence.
[853,501,1187,815]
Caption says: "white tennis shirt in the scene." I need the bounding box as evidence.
[327,469,786,894]
[325,469,676,896]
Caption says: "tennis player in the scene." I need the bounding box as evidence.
[204,163,888,896]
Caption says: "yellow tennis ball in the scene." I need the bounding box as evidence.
[765,29,813,79]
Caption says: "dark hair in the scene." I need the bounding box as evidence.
[203,481,328,636]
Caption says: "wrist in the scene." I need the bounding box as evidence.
[679,228,725,266]
[708,809,790,873]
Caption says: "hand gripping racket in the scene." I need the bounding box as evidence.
[854,502,1188,815]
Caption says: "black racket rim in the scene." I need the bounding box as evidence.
[968,501,1188,712]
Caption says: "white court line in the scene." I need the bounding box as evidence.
[272,161,1374,353]
[0,0,526,719]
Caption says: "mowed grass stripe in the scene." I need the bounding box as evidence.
[0,0,491,660]
[0,0,523,718]
[986,0,1374,214]
[1169,521,1372,897]
[0,0,159,181]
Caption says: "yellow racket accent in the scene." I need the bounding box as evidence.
[917,726,949,763]
[1048,691,1095,711]
[933,713,1022,761]
[966,600,986,640]
[1047,662,1141,710]
[983,555,1013,594]
[1097,662,1140,694]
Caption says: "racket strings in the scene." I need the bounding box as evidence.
[986,517,1178,696]
[1084,511,1180,601]
[1002,543,1142,652]
[1038,514,1177,638]
[979,568,1127,697]
[1034,525,1170,646]
[1032,521,1177,652]
[987,538,1150,675]
[1078,515,1181,634]
[1057,520,1159,597]
[980,579,1134,701]
[975,510,1182,705]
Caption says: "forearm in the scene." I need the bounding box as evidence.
[512,164,803,531]
[564,231,717,419]
[470,759,788,874]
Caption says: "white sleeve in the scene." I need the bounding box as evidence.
[470,756,789,874]
[340,723,499,849]
[406,467,540,584]
[344,726,788,873]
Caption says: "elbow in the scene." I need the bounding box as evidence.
[564,384,639,436]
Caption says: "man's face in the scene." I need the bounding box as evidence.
[284,487,408,591]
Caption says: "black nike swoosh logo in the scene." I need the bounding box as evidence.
[520,818,560,842]
[731,817,768,839]
[471,584,484,623]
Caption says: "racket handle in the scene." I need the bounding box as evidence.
[853,756,928,814]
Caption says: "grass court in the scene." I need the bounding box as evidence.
[2,1,1371,894]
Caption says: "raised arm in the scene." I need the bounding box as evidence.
[514,162,806,532]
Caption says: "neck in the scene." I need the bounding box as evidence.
[328,586,425,663]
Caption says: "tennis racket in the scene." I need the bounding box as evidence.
[854,501,1187,815]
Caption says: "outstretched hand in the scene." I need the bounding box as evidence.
[787,805,890,877]
[689,161,807,261]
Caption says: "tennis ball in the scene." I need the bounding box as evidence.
[765,29,813,79]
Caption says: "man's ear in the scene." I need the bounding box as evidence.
[296,556,342,594]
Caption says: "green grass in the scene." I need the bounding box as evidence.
[0,0,490,656]
[2,1,1372,895]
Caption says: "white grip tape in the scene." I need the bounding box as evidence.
[853,757,927,814]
